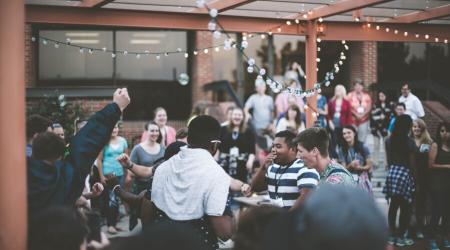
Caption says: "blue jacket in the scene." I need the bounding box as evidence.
[27,103,121,216]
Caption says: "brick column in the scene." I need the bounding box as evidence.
[25,24,36,87]
[349,41,377,88]
[191,31,214,108]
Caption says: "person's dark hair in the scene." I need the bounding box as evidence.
[295,127,329,157]
[32,132,66,161]
[176,127,188,140]
[390,114,412,156]
[147,121,163,144]
[26,114,52,140]
[275,130,297,149]
[339,125,365,165]
[29,206,88,250]
[285,104,302,130]
[435,122,450,148]
[375,90,388,105]
[292,185,387,250]
[234,205,285,250]
[395,102,406,109]
[402,83,409,89]
[187,115,220,148]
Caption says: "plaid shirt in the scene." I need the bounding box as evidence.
[383,165,415,203]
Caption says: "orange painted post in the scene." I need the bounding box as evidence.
[305,21,318,128]
[0,0,27,249]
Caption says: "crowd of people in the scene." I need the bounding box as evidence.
[25,72,449,250]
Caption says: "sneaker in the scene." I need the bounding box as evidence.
[396,238,406,247]
[429,240,440,250]
[387,236,396,245]
[404,237,414,246]
[443,239,450,248]
[416,231,425,239]
[107,226,118,235]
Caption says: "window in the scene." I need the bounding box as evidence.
[39,30,113,80]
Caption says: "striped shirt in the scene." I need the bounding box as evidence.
[266,159,319,209]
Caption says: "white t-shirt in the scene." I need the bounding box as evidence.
[399,93,424,120]
[151,146,231,220]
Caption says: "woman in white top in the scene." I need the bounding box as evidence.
[276,104,305,134]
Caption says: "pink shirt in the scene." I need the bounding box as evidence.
[275,93,305,116]
[347,91,372,125]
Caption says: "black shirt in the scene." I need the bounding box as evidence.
[386,137,417,168]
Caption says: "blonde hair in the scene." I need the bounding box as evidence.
[333,84,347,99]
[412,119,433,145]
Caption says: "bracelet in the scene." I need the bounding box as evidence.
[112,185,121,193]
[126,162,134,170]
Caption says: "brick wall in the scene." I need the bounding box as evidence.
[423,101,450,138]
[349,41,377,89]
[191,31,214,108]
[25,24,36,87]
[26,97,187,147]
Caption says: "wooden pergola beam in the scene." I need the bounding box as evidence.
[191,0,256,13]
[26,5,450,42]
[288,0,393,20]
[78,0,115,8]
[382,4,450,23]
[26,5,303,35]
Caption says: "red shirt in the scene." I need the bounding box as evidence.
[327,98,354,127]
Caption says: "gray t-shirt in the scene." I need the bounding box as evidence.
[130,144,165,182]
[245,94,274,130]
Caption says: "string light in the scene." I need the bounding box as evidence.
[385,28,390,32]
[425,34,430,39]
[318,17,323,23]
[260,34,266,39]
[203,48,209,54]
[286,20,292,25]
[184,53,189,58]
[404,31,408,36]
[367,23,371,28]
[317,38,322,43]
[376,25,380,30]
[277,27,282,32]
[215,47,220,52]
[394,29,398,34]
[208,20,216,31]
[213,30,221,39]
[295,19,300,24]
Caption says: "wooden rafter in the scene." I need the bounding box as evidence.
[78,0,115,8]
[190,0,256,13]
[288,0,394,20]
[26,5,450,42]
[383,4,450,23]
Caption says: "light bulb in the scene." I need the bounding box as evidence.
[213,30,221,39]
[208,21,216,31]
[247,66,254,73]
[209,8,218,18]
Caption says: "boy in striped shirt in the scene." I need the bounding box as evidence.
[251,130,319,210]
